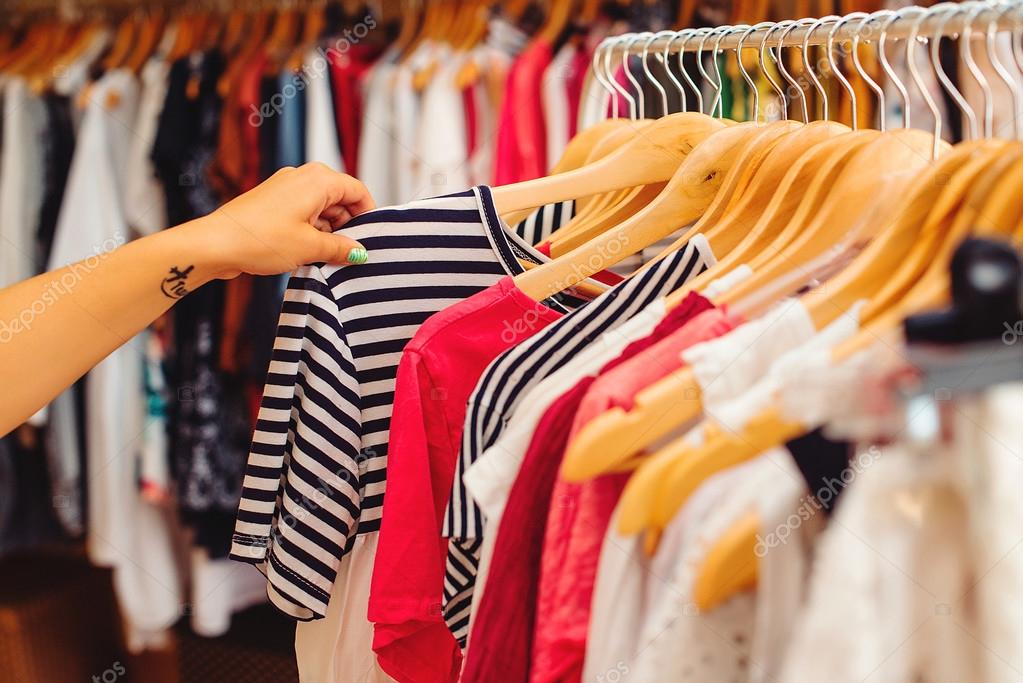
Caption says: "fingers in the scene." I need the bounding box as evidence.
[307,229,368,266]
[302,163,376,219]
[319,204,353,229]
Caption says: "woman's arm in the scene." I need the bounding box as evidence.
[0,163,374,434]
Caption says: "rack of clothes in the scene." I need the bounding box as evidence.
[3,0,1023,680]
[225,0,1023,681]
[0,0,682,655]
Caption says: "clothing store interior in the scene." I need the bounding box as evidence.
[3,0,1023,680]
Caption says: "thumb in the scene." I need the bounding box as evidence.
[308,229,369,266]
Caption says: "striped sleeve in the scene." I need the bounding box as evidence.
[512,199,574,245]
[230,265,363,618]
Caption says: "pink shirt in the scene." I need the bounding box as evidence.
[494,39,553,183]
[530,295,742,683]
[369,277,565,683]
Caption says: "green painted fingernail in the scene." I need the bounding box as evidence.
[347,247,369,265]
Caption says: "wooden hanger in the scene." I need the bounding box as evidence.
[699,121,851,253]
[831,143,1023,362]
[266,6,301,68]
[560,131,877,486]
[606,120,804,260]
[393,0,423,58]
[166,10,201,62]
[505,0,533,21]
[798,139,1013,334]
[685,144,1023,608]
[6,22,60,76]
[676,0,699,29]
[693,510,760,611]
[218,9,272,97]
[550,121,795,258]
[103,13,139,71]
[512,120,776,301]
[501,118,638,228]
[542,121,656,245]
[717,129,942,310]
[286,2,327,72]
[491,113,725,216]
[640,141,1013,538]
[412,0,456,89]
[580,0,602,24]
[201,6,225,52]
[556,130,871,509]
[681,123,863,280]
[221,6,250,56]
[538,0,574,45]
[559,129,935,487]
[402,0,437,62]
[125,9,166,74]
[0,23,44,72]
[458,0,491,51]
[27,19,86,91]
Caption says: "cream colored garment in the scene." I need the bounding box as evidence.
[779,438,981,683]
[682,298,817,408]
[295,533,396,683]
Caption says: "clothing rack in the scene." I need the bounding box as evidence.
[600,0,1023,54]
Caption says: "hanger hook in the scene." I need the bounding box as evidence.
[826,14,860,130]
[592,39,618,120]
[658,30,687,113]
[600,38,625,119]
[801,16,833,121]
[903,5,944,159]
[695,28,718,116]
[775,19,810,123]
[991,1,1023,140]
[606,35,637,119]
[930,3,979,140]
[876,9,912,129]
[621,33,648,119]
[704,26,729,118]
[851,11,887,131]
[961,3,995,138]
[677,29,705,114]
[1010,3,1023,129]
[642,31,671,116]
[737,22,773,122]
[760,21,789,121]
[711,25,747,119]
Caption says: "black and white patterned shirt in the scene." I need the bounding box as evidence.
[229,188,575,618]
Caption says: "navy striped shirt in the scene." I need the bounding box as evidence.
[441,237,716,641]
[229,187,574,619]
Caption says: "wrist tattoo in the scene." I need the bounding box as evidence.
[161,265,194,299]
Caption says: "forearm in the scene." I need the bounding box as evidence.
[0,163,373,436]
[0,217,221,433]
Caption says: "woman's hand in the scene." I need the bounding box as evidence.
[0,163,378,433]
[195,163,376,279]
